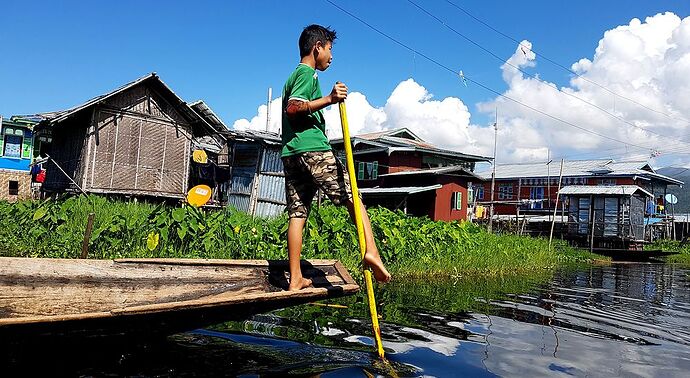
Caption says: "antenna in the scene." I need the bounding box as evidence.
[266,88,272,132]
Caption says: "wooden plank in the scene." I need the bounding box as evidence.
[113,258,339,266]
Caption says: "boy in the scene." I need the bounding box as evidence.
[281,24,391,291]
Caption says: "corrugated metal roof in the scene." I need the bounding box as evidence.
[359,184,441,195]
[558,185,653,197]
[192,135,224,154]
[476,159,683,185]
[226,129,282,145]
[380,165,482,179]
[189,100,229,135]
[189,100,227,153]
[331,127,492,163]
[477,159,611,179]
[352,128,424,142]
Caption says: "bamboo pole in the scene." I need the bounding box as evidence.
[516,179,521,233]
[549,159,564,249]
[339,101,385,360]
[590,209,596,253]
[489,117,497,233]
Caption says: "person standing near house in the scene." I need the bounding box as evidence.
[281,24,391,291]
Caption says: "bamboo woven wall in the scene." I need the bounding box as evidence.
[43,83,192,198]
[42,112,90,192]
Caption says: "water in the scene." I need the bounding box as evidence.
[5,263,690,377]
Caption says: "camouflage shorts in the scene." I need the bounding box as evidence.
[282,150,355,218]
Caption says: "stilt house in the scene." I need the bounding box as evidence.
[32,73,220,200]
[560,185,652,249]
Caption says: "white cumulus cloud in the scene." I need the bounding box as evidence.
[233,12,690,165]
[479,12,690,163]
[233,79,486,157]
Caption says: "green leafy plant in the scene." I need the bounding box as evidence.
[0,196,603,277]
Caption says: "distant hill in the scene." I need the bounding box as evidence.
[657,167,690,213]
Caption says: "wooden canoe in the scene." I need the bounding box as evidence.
[0,257,359,339]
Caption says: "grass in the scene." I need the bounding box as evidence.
[646,239,690,264]
[0,195,606,278]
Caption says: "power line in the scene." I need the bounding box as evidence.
[323,0,657,152]
[443,0,690,125]
[407,0,690,151]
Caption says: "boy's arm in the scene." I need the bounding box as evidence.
[286,82,348,119]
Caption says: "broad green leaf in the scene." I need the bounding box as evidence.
[172,208,186,222]
[177,227,187,240]
[146,232,160,251]
[33,207,48,221]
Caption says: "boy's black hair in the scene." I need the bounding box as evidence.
[299,24,337,58]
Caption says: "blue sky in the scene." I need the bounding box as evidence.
[3,1,690,165]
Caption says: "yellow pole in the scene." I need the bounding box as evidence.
[339,101,385,359]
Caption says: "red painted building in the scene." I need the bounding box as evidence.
[474,159,683,216]
[330,128,491,221]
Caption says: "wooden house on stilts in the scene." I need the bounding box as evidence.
[32,73,224,200]
[559,185,651,250]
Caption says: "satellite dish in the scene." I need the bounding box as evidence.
[192,149,208,164]
[187,185,212,207]
[665,193,678,205]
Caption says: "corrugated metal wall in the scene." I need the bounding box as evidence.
[227,143,259,213]
[227,142,286,217]
[630,195,645,241]
[227,167,255,213]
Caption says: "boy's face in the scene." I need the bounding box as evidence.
[314,41,333,71]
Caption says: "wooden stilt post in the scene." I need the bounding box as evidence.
[80,213,96,259]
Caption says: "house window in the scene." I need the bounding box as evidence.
[498,184,513,200]
[563,177,587,185]
[599,179,616,186]
[8,180,18,196]
[577,197,590,234]
[475,186,484,200]
[530,187,544,209]
[357,161,378,180]
[3,134,22,158]
[451,191,462,210]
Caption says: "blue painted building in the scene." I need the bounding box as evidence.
[0,116,37,200]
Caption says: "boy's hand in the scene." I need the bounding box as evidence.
[329,82,348,104]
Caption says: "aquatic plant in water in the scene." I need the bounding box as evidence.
[0,196,599,276]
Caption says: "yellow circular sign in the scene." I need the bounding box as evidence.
[187,184,212,207]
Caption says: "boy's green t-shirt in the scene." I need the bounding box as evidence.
[281,64,331,157]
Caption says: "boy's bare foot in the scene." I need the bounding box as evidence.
[288,277,313,291]
[363,251,392,283]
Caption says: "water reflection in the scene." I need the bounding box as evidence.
[3,264,689,377]
[213,263,690,377]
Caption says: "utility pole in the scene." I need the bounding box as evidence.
[265,88,272,132]
[547,150,552,224]
[489,109,498,233]
[549,159,564,249]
